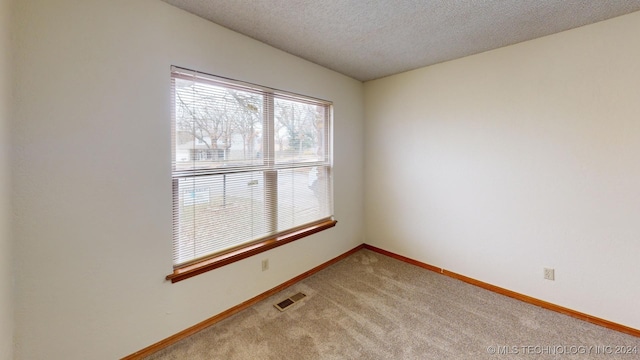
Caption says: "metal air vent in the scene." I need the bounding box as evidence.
[274,292,307,312]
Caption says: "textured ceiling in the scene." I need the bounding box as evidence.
[162,0,640,81]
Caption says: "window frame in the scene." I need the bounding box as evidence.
[166,67,336,283]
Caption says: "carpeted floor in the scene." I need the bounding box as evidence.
[146,249,639,359]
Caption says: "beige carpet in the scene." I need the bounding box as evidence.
[146,249,639,359]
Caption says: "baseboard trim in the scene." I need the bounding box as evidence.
[363,244,640,338]
[122,244,365,359]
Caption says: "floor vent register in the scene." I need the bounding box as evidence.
[274,292,307,312]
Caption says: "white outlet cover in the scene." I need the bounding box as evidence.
[544,268,555,281]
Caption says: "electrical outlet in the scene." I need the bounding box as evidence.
[544,267,555,281]
[262,258,269,272]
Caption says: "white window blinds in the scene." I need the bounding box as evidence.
[171,67,333,267]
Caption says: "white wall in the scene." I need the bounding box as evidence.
[365,11,640,330]
[12,0,364,359]
[0,0,14,359]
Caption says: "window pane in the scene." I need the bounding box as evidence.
[174,172,268,265]
[277,166,332,231]
[174,78,264,171]
[274,98,326,164]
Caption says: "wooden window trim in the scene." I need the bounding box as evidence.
[166,218,337,283]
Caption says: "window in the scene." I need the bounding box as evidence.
[167,67,335,282]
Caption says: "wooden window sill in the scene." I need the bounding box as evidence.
[166,219,337,283]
